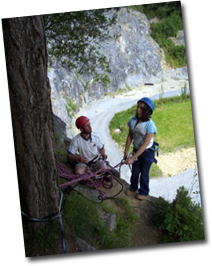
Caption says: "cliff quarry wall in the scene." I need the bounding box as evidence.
[48,8,186,139]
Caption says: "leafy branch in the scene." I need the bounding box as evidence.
[44,8,119,83]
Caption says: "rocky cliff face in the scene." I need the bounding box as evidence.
[168,30,185,46]
[94,8,162,88]
[48,8,184,138]
[49,66,84,138]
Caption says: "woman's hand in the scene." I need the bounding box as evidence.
[125,157,135,165]
[123,151,128,160]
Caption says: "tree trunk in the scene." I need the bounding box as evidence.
[2,16,60,230]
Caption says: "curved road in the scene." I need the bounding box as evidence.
[75,85,201,203]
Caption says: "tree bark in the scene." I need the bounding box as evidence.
[2,16,60,230]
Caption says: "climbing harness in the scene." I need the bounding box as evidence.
[132,141,159,165]
[150,141,159,157]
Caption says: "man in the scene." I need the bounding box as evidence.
[67,116,110,175]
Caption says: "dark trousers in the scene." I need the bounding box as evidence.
[130,146,156,196]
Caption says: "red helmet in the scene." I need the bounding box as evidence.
[75,116,90,129]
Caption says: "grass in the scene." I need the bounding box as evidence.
[109,94,195,177]
[24,190,139,254]
[152,97,195,153]
[24,219,62,256]
[63,191,139,249]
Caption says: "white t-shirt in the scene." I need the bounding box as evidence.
[68,132,104,163]
[127,116,157,150]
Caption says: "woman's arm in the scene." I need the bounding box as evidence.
[124,129,133,159]
[125,133,154,164]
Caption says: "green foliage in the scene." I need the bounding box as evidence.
[93,73,111,87]
[129,2,186,68]
[129,1,182,22]
[82,80,90,90]
[154,93,190,108]
[24,220,61,254]
[63,191,139,249]
[139,1,182,21]
[103,197,139,248]
[125,84,132,91]
[181,82,188,100]
[63,192,105,245]
[155,187,204,242]
[44,9,119,83]
[75,71,82,82]
[128,5,144,13]
[66,97,78,114]
[148,3,185,68]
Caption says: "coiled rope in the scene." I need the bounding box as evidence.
[58,159,127,202]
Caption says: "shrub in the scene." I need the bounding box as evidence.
[66,97,78,114]
[155,186,204,242]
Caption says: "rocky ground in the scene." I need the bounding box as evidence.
[157,147,197,177]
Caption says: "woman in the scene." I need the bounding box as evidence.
[124,97,158,200]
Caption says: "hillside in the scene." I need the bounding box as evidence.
[24,155,162,257]
[130,2,186,68]
[24,151,202,257]
[48,6,187,140]
[48,7,164,138]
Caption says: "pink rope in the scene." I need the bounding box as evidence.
[58,162,96,188]
[57,160,126,199]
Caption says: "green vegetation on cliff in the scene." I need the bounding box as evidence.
[129,1,186,68]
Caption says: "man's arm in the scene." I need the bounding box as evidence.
[67,153,87,163]
[99,148,108,161]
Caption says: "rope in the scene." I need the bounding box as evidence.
[58,159,127,201]
[21,192,66,254]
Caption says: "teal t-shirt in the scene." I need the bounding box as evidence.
[127,116,157,150]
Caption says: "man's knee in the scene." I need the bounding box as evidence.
[98,161,110,173]
[75,166,86,175]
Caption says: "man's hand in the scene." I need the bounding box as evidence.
[78,156,87,163]
[101,153,108,161]
[100,148,108,161]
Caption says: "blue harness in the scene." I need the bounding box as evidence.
[133,141,159,164]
